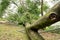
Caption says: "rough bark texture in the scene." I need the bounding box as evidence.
[27,1,60,30]
[26,29,44,40]
[26,2,60,40]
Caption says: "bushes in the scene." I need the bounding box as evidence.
[6,12,39,26]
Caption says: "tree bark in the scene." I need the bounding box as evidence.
[25,1,60,40]
[41,0,43,16]
[26,29,44,40]
[27,1,60,30]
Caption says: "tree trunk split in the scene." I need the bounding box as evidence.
[27,1,60,30]
[26,2,60,40]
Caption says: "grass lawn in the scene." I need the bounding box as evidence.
[0,24,29,40]
[0,23,60,40]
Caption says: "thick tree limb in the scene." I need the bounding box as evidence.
[25,2,60,40]
[26,1,60,30]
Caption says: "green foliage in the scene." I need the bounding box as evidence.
[7,12,39,26]
[45,26,60,34]
[43,3,49,11]
[0,18,6,21]
[0,0,10,17]
[45,26,54,31]
[6,13,18,22]
[6,0,49,26]
[18,5,27,14]
[26,0,40,15]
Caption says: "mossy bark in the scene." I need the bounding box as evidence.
[26,2,60,40]
[27,1,60,30]
[26,29,44,40]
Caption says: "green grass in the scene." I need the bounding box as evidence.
[0,24,60,40]
[0,24,29,40]
[0,18,6,21]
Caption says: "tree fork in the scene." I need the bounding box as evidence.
[26,29,44,40]
[26,1,60,30]
[26,2,60,40]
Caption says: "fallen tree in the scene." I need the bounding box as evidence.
[25,1,60,40]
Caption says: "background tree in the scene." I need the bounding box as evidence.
[41,0,43,16]
[0,0,10,17]
[6,0,49,26]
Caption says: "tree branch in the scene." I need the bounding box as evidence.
[26,1,60,30]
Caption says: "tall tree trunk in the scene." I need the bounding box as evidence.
[41,0,43,16]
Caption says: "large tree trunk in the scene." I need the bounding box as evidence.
[26,2,60,40]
